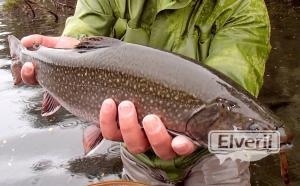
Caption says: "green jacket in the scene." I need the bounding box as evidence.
[62,0,271,182]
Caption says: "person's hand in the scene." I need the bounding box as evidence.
[20,34,79,84]
[100,99,197,160]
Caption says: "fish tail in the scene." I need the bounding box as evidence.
[8,35,24,59]
[8,35,25,85]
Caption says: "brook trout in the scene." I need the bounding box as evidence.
[8,35,292,149]
[88,180,149,186]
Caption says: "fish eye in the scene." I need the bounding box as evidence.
[249,123,263,131]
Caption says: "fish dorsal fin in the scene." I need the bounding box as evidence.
[75,36,122,49]
[41,91,61,117]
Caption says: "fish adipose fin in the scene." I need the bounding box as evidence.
[41,92,61,117]
[75,36,122,49]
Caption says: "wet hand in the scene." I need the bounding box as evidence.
[100,99,197,160]
[20,34,79,85]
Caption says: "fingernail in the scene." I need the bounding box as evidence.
[119,101,133,115]
[143,115,161,133]
[172,136,195,155]
[23,62,33,74]
[101,99,114,113]
[178,143,190,154]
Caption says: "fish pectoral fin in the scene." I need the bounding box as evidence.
[41,91,61,117]
[75,36,122,49]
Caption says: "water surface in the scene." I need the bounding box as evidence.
[0,1,121,185]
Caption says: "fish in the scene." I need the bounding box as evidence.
[8,35,293,153]
[88,180,149,186]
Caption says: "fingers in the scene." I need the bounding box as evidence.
[99,99,122,141]
[171,135,197,156]
[19,35,79,86]
[20,35,57,85]
[100,99,196,159]
[21,34,59,48]
[143,115,176,160]
[118,101,149,154]
[21,34,79,49]
[55,36,80,48]
[21,62,38,85]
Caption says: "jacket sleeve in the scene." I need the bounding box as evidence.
[62,0,115,38]
[203,0,271,97]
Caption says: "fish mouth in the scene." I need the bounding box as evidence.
[247,122,293,152]
[280,143,293,151]
[278,127,294,151]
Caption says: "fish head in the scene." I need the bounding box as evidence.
[186,105,293,151]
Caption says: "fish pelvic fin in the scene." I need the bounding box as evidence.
[41,91,61,117]
[83,125,103,154]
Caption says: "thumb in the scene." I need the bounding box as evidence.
[21,62,38,85]
[55,36,80,48]
[21,34,59,48]
[172,135,197,156]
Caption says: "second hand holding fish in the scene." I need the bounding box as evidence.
[19,34,197,160]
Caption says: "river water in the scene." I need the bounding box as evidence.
[0,0,299,185]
